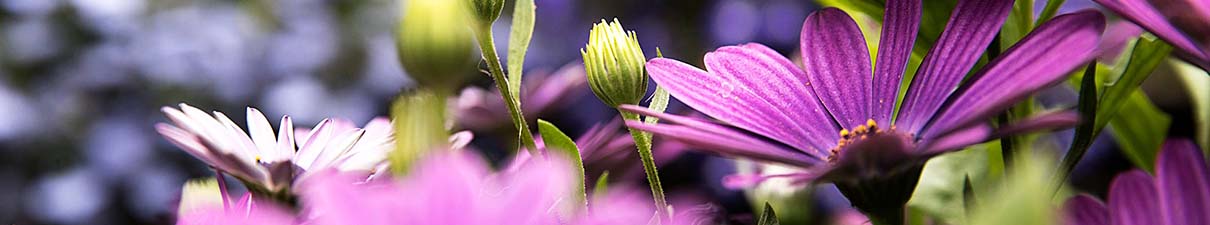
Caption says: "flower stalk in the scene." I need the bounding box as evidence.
[472,23,539,153]
[620,111,670,218]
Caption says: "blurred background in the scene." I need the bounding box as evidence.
[0,0,1200,224]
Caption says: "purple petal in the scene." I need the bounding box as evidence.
[894,0,1014,134]
[1063,195,1109,225]
[991,110,1080,138]
[648,48,838,155]
[871,0,922,126]
[1093,0,1209,63]
[922,10,1105,139]
[919,124,991,156]
[1156,139,1210,225]
[619,105,822,168]
[799,8,873,128]
[1108,170,1161,225]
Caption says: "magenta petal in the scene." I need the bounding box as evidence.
[619,105,822,168]
[919,124,991,156]
[871,0,922,126]
[1156,139,1210,225]
[649,48,838,153]
[922,11,1105,139]
[1093,0,1209,64]
[1108,170,1161,225]
[799,8,873,128]
[991,110,1080,138]
[1063,195,1109,225]
[894,0,1014,134]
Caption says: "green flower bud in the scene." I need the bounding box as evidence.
[397,0,477,91]
[468,0,504,25]
[582,19,648,107]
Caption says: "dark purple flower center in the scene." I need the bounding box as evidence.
[826,119,918,178]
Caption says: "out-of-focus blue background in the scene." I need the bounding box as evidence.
[0,0,1193,224]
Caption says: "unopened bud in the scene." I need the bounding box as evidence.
[581,19,648,107]
[469,0,504,25]
[397,0,477,90]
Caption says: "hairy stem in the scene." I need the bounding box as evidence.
[473,24,538,153]
[620,111,669,218]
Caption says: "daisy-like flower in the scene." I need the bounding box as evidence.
[621,0,1103,221]
[1062,139,1209,225]
[155,103,394,195]
[1093,0,1210,70]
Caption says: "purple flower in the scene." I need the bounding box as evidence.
[1093,0,1210,70]
[1062,139,1210,225]
[156,103,394,193]
[622,0,1103,185]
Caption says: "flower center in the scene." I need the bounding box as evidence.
[824,119,918,178]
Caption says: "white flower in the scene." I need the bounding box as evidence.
[155,103,394,192]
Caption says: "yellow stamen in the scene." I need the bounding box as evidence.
[839,129,850,138]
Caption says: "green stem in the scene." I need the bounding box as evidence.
[473,24,538,153]
[620,111,669,218]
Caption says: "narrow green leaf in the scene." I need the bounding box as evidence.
[537,119,587,206]
[1173,60,1210,155]
[963,175,977,222]
[1035,0,1067,26]
[1109,91,1170,173]
[645,87,670,125]
[757,202,780,225]
[1057,63,1098,185]
[1094,38,1173,135]
[593,171,610,196]
[506,0,536,99]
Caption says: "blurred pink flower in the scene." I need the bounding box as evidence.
[177,193,294,225]
[453,63,588,132]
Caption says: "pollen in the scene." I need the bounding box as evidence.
[827,118,894,163]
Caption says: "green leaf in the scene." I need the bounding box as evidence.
[757,202,780,225]
[1173,60,1210,156]
[816,0,884,20]
[537,119,587,207]
[644,87,670,125]
[907,144,995,225]
[1058,63,1099,182]
[593,171,610,196]
[969,153,1062,225]
[506,0,536,99]
[1109,91,1171,173]
[1094,38,1173,135]
[1000,0,1034,46]
[1035,0,1067,26]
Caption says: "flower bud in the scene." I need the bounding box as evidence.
[582,19,648,107]
[469,0,504,25]
[397,0,477,90]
